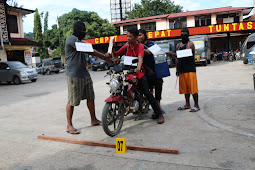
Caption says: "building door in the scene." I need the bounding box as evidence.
[7,50,25,63]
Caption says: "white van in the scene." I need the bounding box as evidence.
[241,33,255,64]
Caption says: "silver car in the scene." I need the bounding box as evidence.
[0,61,38,85]
[241,33,255,64]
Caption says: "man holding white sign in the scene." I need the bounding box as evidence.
[65,21,111,134]
[166,27,200,112]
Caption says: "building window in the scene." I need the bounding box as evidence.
[140,22,156,32]
[123,24,137,34]
[8,15,18,33]
[216,13,239,24]
[195,15,211,27]
[115,26,120,35]
[169,17,187,29]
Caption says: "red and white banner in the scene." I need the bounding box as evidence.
[84,21,255,45]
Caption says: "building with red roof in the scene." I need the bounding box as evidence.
[0,0,41,65]
[85,5,255,60]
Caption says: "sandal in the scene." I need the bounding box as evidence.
[177,106,191,110]
[161,109,166,114]
[66,129,80,134]
[190,107,200,112]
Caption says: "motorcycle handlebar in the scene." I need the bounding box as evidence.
[127,69,142,74]
[127,69,135,74]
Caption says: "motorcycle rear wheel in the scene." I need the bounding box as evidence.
[102,102,124,137]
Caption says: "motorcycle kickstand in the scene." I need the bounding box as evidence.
[134,111,143,121]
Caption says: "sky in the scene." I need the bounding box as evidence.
[15,0,254,33]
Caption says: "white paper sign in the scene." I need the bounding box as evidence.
[25,51,32,65]
[176,49,193,58]
[75,42,94,52]
[148,44,166,55]
[107,36,115,54]
[123,56,138,66]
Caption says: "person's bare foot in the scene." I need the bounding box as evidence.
[91,119,102,126]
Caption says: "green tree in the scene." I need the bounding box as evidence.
[126,0,183,19]
[42,11,49,58]
[33,9,43,43]
[50,47,61,58]
[33,9,43,57]
[47,8,116,54]
[24,32,33,40]
[44,12,49,34]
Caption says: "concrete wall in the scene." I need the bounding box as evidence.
[239,12,243,22]
[187,16,195,27]
[137,23,141,29]
[0,49,7,61]
[156,19,168,30]
[9,11,24,38]
[120,26,124,34]
[211,14,217,25]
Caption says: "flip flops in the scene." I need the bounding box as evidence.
[177,106,191,110]
[190,107,200,112]
[66,129,80,134]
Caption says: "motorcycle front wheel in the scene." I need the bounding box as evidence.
[102,102,124,137]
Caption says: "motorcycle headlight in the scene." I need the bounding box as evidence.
[241,53,245,58]
[100,62,104,65]
[109,78,120,93]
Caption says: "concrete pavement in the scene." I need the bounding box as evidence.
[0,61,255,169]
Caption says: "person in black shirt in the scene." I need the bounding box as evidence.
[166,27,200,112]
[138,29,165,118]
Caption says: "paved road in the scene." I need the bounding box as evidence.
[1,61,255,170]
[0,69,108,107]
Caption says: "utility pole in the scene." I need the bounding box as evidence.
[120,0,123,21]
[110,0,131,22]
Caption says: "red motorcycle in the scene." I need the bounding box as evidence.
[102,62,150,137]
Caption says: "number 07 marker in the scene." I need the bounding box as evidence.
[116,138,127,154]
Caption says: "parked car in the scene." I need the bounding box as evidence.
[249,49,255,65]
[155,40,178,68]
[190,35,211,66]
[241,33,255,64]
[36,57,62,75]
[0,61,38,85]
[91,59,114,71]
